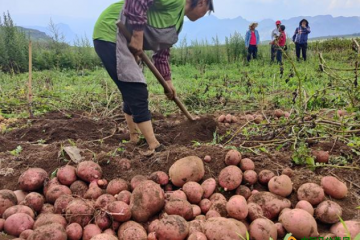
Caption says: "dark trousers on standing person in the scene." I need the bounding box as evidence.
[247,45,258,62]
[276,47,284,65]
[296,43,307,61]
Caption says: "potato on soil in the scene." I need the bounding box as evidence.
[330,220,360,238]
[218,115,226,123]
[83,224,102,240]
[279,209,319,238]
[226,196,248,220]
[248,192,291,220]
[40,203,54,214]
[165,199,193,220]
[70,180,89,197]
[149,171,169,186]
[117,221,147,240]
[156,215,189,240]
[76,161,103,183]
[209,193,227,217]
[95,194,116,209]
[245,114,255,122]
[249,218,277,240]
[3,205,35,220]
[66,223,83,240]
[243,170,258,185]
[203,155,211,163]
[107,201,131,222]
[188,219,204,234]
[116,190,131,204]
[315,200,342,224]
[19,229,33,239]
[14,190,27,204]
[247,202,264,221]
[321,176,348,199]
[34,213,67,229]
[239,158,255,171]
[235,185,251,200]
[224,150,242,166]
[274,109,284,118]
[4,213,34,236]
[119,158,131,171]
[297,183,325,205]
[258,170,275,185]
[106,178,129,196]
[196,215,206,221]
[295,200,314,215]
[275,223,286,238]
[165,190,187,201]
[0,190,18,217]
[254,114,263,124]
[22,192,44,213]
[206,210,221,219]
[95,211,111,230]
[130,175,148,191]
[89,233,117,240]
[66,199,95,227]
[130,180,165,222]
[183,182,203,204]
[282,167,294,177]
[28,223,67,240]
[201,178,216,199]
[45,185,72,204]
[204,217,247,240]
[103,229,116,236]
[57,165,77,186]
[169,156,205,187]
[268,174,293,197]
[54,194,74,214]
[148,219,160,233]
[313,150,330,163]
[18,168,48,191]
[218,166,242,191]
[192,205,201,217]
[84,181,103,200]
[199,199,212,214]
[43,177,60,196]
[188,232,207,240]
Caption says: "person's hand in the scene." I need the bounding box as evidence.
[128,30,144,63]
[165,80,176,100]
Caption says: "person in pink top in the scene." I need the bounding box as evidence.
[275,25,287,64]
[245,22,260,62]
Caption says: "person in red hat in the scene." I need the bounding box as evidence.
[270,20,281,62]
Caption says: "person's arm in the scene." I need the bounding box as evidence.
[304,27,311,34]
[153,49,176,99]
[292,28,298,42]
[256,30,260,46]
[245,31,250,48]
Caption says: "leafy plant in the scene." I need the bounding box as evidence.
[292,141,315,168]
[9,145,23,156]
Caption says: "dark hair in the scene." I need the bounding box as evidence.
[191,0,214,12]
[280,25,286,31]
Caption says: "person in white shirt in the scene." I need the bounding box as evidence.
[270,20,281,62]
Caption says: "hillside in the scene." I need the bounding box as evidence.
[17,26,51,42]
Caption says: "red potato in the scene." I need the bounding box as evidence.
[28,223,67,240]
[57,165,77,186]
[156,215,189,240]
[337,109,347,117]
[225,123,230,127]
[235,185,251,200]
[112,221,120,231]
[331,220,360,238]
[118,221,147,240]
[284,111,291,118]
[116,190,132,204]
[258,170,276,185]
[239,158,255,171]
[195,215,206,221]
[199,199,212,214]
[66,199,95,227]
[188,220,204,234]
[0,190,18,217]
[119,158,131,171]
[254,114,263,124]
[188,232,207,240]
[192,205,201,217]
[297,183,325,205]
[0,218,4,231]
[203,155,211,163]
[201,178,216,199]
[43,177,60,196]
[243,170,258,185]
[4,213,34,237]
[22,192,44,213]
[3,205,35,220]
[103,229,116,236]
[54,194,74,214]
[315,200,342,224]
[249,218,277,240]
[19,229,33,239]
[130,180,165,222]
[218,166,242,191]
[83,224,102,240]
[275,223,286,238]
[225,114,232,123]
[248,192,291,220]
[247,203,264,221]
[107,201,131,222]
[106,178,129,196]
[245,114,255,122]
[95,194,116,209]
[209,193,226,204]
[149,171,169,186]
[45,185,72,204]
[280,209,319,238]
[147,232,157,240]
[295,200,314,216]
[66,223,83,240]
[274,109,284,118]
[251,190,259,195]
[313,150,330,163]
[206,210,221,219]
[70,180,89,197]
[148,219,160,233]
[226,196,248,220]
[169,156,205,187]
[14,190,28,204]
[40,203,54,214]
[131,175,148,191]
[268,175,293,197]
[90,233,118,240]
[95,211,111,230]
[231,116,238,123]
[209,194,227,217]
[165,190,187,201]
[218,115,226,123]
[84,181,103,200]
[224,150,242,166]
[282,167,294,177]
[18,168,48,191]
[204,217,247,240]
[183,182,203,204]
[321,176,348,199]
[34,213,67,229]
[165,199,193,221]
[76,161,103,183]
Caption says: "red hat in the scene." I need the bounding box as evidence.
[276,20,281,25]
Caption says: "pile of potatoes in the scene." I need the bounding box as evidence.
[0,152,359,240]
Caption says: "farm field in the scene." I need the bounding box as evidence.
[0,38,360,239]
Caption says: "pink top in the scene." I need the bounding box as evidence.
[250,31,257,45]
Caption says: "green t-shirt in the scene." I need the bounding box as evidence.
[93,1,124,43]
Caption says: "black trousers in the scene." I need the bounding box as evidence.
[276,47,284,64]
[296,43,307,61]
[247,45,258,62]
[93,39,151,123]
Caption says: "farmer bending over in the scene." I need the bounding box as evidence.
[93,0,214,154]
